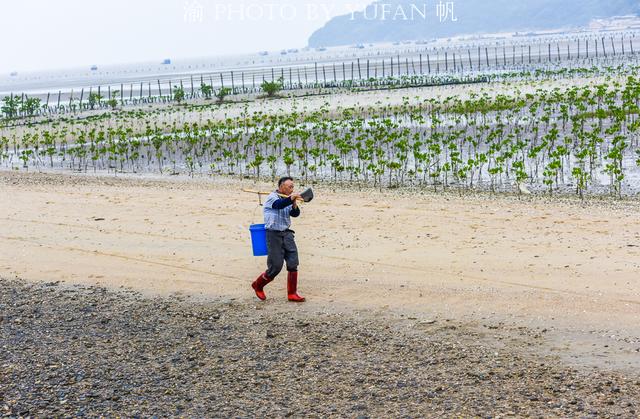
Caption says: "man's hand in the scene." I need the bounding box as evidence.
[289,193,302,204]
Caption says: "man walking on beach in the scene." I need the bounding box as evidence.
[251,177,306,302]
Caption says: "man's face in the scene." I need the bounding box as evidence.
[279,180,294,195]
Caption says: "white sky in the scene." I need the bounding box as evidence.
[1,0,371,73]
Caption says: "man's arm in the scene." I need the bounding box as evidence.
[271,192,302,210]
[290,206,300,217]
[271,196,294,209]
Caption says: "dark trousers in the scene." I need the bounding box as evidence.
[266,229,299,279]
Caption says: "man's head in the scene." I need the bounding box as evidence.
[278,176,294,195]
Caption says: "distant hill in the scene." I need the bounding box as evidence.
[308,0,640,47]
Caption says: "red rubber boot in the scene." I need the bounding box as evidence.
[251,272,273,301]
[287,271,306,302]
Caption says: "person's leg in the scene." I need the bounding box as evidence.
[266,230,286,279]
[283,230,299,273]
[251,272,270,301]
[252,230,284,300]
[283,231,304,302]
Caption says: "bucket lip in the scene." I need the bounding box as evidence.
[249,223,266,230]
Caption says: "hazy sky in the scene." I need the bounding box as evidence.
[1,0,371,73]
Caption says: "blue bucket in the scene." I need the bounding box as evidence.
[249,224,268,256]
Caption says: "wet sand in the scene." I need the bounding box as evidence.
[2,278,639,417]
[2,170,639,364]
[1,170,640,415]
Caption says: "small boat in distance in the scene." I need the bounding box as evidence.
[161,58,171,65]
[9,71,18,77]
[90,65,98,71]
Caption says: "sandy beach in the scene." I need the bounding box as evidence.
[2,170,640,415]
[2,171,640,359]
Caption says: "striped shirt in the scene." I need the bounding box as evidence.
[263,191,300,231]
